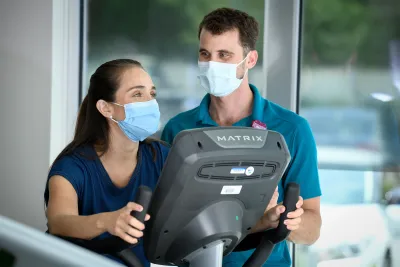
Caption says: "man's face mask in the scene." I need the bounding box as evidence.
[197,53,249,97]
[110,99,160,142]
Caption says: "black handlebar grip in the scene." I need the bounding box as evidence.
[275,182,300,240]
[118,186,153,267]
[130,186,152,223]
[117,249,145,267]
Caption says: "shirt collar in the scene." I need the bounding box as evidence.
[196,84,266,126]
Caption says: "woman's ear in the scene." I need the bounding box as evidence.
[96,100,113,119]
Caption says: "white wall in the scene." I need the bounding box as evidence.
[0,0,53,231]
[0,0,80,231]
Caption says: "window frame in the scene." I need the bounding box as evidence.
[50,0,84,164]
[263,0,303,265]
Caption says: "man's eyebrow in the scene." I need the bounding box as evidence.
[199,48,234,54]
[217,49,234,54]
[127,85,156,91]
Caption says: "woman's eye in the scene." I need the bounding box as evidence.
[133,92,142,97]
[151,92,157,98]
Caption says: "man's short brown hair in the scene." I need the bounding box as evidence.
[198,7,259,55]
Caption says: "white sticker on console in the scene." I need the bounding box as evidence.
[221,185,242,195]
[230,167,246,174]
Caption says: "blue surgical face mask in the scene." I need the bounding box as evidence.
[110,99,160,142]
[197,54,249,97]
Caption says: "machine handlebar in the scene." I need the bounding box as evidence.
[117,185,152,267]
[243,182,300,267]
[54,183,299,267]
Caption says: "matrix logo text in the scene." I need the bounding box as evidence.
[216,135,263,142]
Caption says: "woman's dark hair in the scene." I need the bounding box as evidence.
[51,59,159,166]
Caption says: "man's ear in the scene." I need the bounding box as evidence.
[96,100,113,119]
[247,50,258,70]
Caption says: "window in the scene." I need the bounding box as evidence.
[85,1,400,266]
[296,0,400,266]
[85,0,265,137]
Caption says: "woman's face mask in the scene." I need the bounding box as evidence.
[197,54,249,97]
[110,99,160,142]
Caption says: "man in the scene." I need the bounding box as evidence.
[161,7,321,267]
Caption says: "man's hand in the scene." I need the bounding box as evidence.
[252,188,304,233]
[263,187,283,229]
[283,196,304,230]
[266,187,279,211]
[251,187,281,233]
[265,196,303,230]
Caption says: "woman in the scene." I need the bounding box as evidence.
[44,59,169,266]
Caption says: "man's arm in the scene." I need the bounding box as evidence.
[287,197,321,245]
[282,118,322,245]
[257,118,322,245]
[224,116,323,251]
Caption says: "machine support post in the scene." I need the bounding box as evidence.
[186,242,224,267]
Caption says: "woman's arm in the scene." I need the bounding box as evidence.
[47,175,111,239]
[46,175,146,243]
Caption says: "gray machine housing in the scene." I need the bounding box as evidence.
[0,215,124,267]
[144,127,291,265]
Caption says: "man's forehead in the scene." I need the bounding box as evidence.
[199,29,241,51]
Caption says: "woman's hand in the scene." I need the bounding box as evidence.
[105,202,151,244]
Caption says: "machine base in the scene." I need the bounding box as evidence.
[183,241,224,267]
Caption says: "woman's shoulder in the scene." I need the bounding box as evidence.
[49,146,95,177]
[45,146,95,205]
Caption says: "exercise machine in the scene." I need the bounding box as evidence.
[144,127,298,267]
[1,127,299,267]
[57,127,299,266]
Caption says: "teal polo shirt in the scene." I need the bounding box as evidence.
[161,84,321,267]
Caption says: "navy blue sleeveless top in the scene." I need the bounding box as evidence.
[44,141,170,266]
